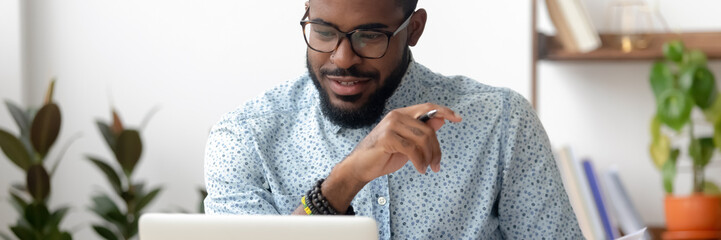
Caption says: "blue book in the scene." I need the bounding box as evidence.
[582,160,617,240]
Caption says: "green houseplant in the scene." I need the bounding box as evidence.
[0,80,76,240]
[649,40,721,232]
[86,109,161,240]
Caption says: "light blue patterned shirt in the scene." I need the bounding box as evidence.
[204,60,583,239]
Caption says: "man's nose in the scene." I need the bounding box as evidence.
[330,38,362,69]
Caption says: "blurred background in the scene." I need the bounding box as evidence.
[0,0,719,239]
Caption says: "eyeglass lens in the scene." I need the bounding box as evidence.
[303,23,389,59]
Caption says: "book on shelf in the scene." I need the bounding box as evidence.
[583,159,620,240]
[545,0,601,53]
[555,147,605,240]
[600,166,651,240]
[556,146,651,240]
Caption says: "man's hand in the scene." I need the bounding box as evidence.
[345,103,462,183]
[293,103,461,215]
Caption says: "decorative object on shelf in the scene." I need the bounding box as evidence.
[87,107,161,240]
[603,0,661,52]
[0,80,78,240]
[648,40,721,237]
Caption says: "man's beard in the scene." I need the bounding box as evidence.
[308,48,410,129]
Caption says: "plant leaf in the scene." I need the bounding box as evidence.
[697,138,715,168]
[10,192,28,213]
[87,156,124,194]
[10,225,36,240]
[20,136,35,166]
[657,89,693,131]
[650,133,670,169]
[59,232,71,240]
[90,194,126,225]
[704,95,721,124]
[650,61,674,101]
[45,229,71,240]
[662,149,679,194]
[133,182,146,196]
[27,164,51,202]
[135,187,161,213]
[12,182,26,192]
[30,103,61,157]
[199,188,208,213]
[0,231,12,240]
[5,100,30,135]
[663,40,685,62]
[716,120,721,151]
[96,121,117,153]
[678,65,696,94]
[90,194,121,215]
[111,110,123,136]
[680,65,718,109]
[0,129,33,171]
[47,206,70,228]
[683,49,708,67]
[704,182,721,195]
[90,195,128,237]
[650,115,662,139]
[128,216,139,238]
[691,67,717,109]
[44,79,56,105]
[50,132,82,177]
[139,105,161,131]
[115,130,142,176]
[92,225,119,240]
[24,202,50,230]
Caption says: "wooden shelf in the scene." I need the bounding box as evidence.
[539,32,721,61]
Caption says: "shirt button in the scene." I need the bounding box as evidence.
[377,197,387,206]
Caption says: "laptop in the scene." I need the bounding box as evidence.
[139,214,379,240]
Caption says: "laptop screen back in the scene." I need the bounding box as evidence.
[139,214,378,240]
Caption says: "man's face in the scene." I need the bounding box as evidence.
[306,0,412,128]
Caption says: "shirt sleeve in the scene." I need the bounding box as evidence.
[204,113,280,215]
[496,91,584,239]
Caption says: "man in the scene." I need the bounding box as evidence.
[204,0,583,238]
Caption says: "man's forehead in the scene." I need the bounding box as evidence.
[308,0,404,30]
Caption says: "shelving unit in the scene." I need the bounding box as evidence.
[539,32,721,61]
[529,1,720,237]
[529,0,721,108]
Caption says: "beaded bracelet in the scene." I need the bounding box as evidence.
[301,196,313,215]
[302,178,355,215]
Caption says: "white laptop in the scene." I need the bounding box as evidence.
[139,214,378,240]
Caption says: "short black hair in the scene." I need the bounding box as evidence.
[397,0,418,18]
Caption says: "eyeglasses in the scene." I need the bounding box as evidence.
[300,8,413,59]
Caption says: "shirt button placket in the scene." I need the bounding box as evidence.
[372,175,392,240]
[377,196,387,205]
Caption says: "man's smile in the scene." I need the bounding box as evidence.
[326,75,372,96]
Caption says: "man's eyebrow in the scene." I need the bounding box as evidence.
[311,18,389,31]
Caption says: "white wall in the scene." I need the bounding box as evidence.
[0,0,24,235]
[1,1,531,239]
[537,0,721,227]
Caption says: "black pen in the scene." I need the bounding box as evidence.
[417,109,438,123]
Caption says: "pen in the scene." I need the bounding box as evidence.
[417,109,438,123]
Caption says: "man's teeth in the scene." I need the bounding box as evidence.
[337,81,359,86]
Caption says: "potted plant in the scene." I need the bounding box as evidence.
[0,80,77,240]
[649,40,721,235]
[86,108,161,240]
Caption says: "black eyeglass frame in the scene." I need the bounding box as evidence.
[299,7,413,59]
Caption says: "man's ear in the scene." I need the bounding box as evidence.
[407,8,427,47]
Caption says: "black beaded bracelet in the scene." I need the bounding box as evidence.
[304,178,355,215]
